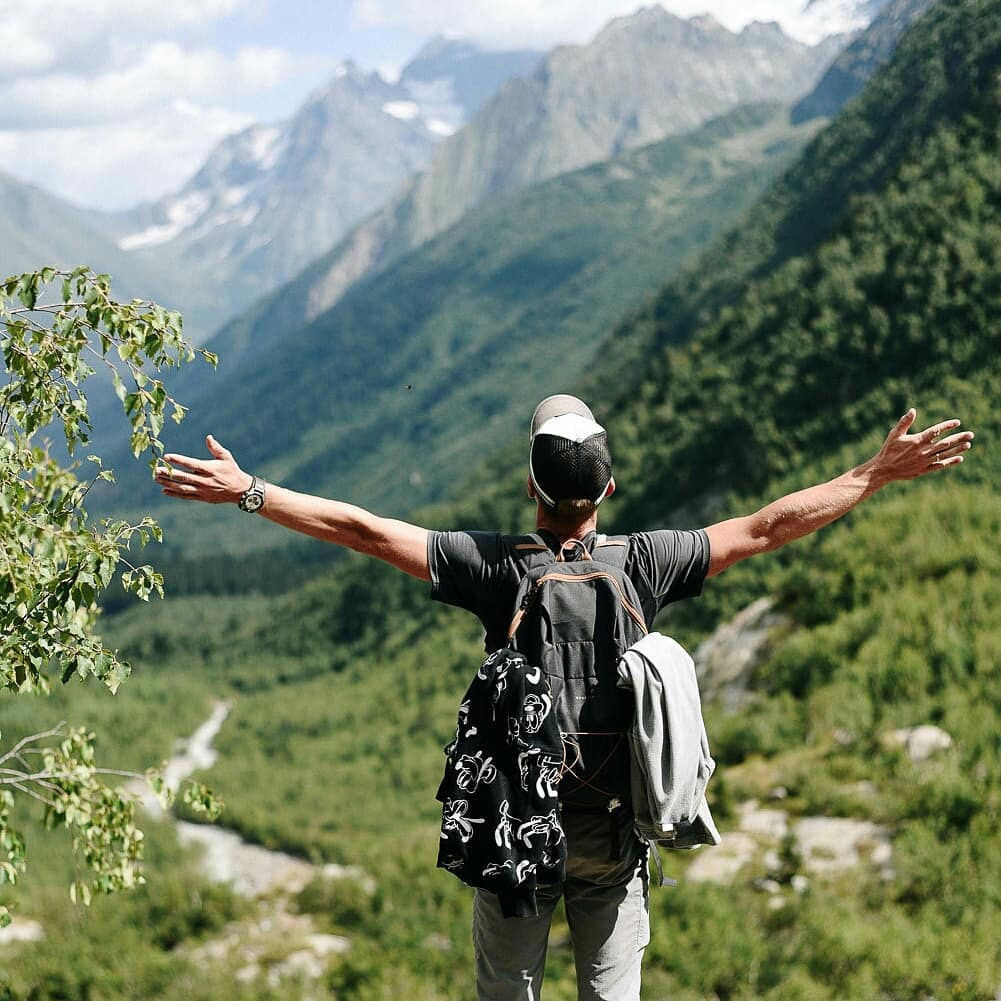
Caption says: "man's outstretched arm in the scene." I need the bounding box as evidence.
[704,409,974,578]
[154,436,430,581]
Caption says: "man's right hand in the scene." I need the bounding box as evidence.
[864,408,973,487]
[155,435,253,504]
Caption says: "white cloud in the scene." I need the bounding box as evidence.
[0,43,299,129]
[0,0,302,207]
[0,102,255,210]
[0,0,250,76]
[351,0,863,47]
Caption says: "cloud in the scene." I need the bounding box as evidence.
[0,1,307,207]
[351,0,647,51]
[350,0,855,47]
[0,0,250,77]
[0,102,256,210]
[0,43,299,129]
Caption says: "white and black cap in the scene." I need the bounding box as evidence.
[529,395,612,508]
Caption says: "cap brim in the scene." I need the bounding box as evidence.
[530,395,596,438]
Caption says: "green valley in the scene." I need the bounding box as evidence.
[3,1,1001,999]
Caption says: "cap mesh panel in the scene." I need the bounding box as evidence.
[531,432,611,504]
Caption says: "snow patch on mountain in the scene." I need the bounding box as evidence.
[248,126,285,170]
[382,100,421,121]
[119,190,210,250]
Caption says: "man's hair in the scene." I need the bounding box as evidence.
[542,497,599,519]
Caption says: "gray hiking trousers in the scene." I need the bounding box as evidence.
[473,810,650,1001]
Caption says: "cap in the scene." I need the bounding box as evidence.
[529,395,612,508]
[530,394,598,438]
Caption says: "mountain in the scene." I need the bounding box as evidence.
[11,3,1001,999]
[792,0,937,121]
[397,36,542,136]
[115,103,818,553]
[265,9,846,333]
[97,64,436,337]
[787,0,889,39]
[0,169,169,300]
[92,43,542,339]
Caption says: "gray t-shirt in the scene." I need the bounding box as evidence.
[428,528,710,650]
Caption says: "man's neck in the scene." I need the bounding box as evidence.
[535,507,599,543]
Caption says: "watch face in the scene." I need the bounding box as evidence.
[243,491,264,512]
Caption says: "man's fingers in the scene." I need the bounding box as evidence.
[918,418,962,443]
[155,469,204,488]
[931,442,972,462]
[929,455,965,471]
[162,453,209,475]
[161,483,201,499]
[206,434,232,460]
[928,430,974,452]
[892,408,917,436]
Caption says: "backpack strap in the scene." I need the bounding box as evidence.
[592,534,629,568]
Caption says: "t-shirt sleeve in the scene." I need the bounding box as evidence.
[427,530,508,615]
[630,528,710,611]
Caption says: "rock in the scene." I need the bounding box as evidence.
[694,597,790,710]
[768,786,789,801]
[791,874,810,894]
[267,948,325,985]
[755,878,783,895]
[885,725,953,762]
[321,862,376,894]
[686,832,758,883]
[793,817,892,874]
[738,800,789,840]
[307,933,350,956]
[0,918,44,945]
[424,932,454,952]
[767,896,786,910]
[176,822,318,897]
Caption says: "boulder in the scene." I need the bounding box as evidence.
[694,597,790,710]
[885,724,953,762]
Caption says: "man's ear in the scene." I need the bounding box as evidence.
[604,477,617,500]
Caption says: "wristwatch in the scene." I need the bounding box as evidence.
[238,475,266,513]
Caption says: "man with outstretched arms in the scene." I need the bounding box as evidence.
[156,398,972,1001]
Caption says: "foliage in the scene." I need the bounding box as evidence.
[6,1,1001,997]
[0,267,218,919]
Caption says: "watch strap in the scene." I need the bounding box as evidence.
[238,475,266,513]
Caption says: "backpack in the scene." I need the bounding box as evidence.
[506,533,650,814]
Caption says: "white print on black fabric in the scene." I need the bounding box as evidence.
[516,811,564,849]
[482,860,515,878]
[517,749,561,798]
[494,799,514,850]
[441,799,486,843]
[455,752,498,793]
[522,693,552,734]
[540,849,561,869]
[536,757,561,799]
[525,664,541,685]
[441,857,465,872]
[518,749,538,792]
[516,860,537,884]
[477,649,517,681]
[508,715,521,742]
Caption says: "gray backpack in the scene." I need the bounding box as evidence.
[506,534,651,814]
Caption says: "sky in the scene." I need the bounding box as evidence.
[0,0,863,212]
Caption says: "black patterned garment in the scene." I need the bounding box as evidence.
[437,648,566,917]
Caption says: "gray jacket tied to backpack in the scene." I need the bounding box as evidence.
[617,632,721,850]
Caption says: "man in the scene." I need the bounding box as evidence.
[155,397,972,1000]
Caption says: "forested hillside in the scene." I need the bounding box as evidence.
[3,1,1000,999]
[105,104,817,557]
